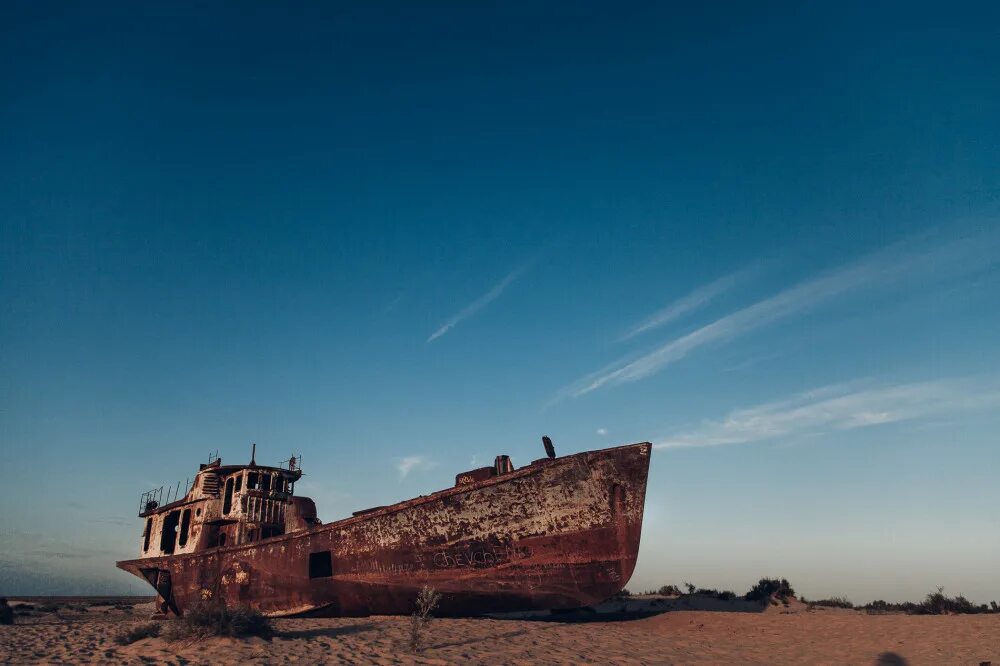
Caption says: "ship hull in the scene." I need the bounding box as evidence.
[117,442,651,617]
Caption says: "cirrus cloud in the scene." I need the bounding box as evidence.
[654,377,1000,449]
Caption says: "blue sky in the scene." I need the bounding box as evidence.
[1,2,999,602]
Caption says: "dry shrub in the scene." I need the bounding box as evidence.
[862,589,995,615]
[695,587,738,601]
[164,599,272,641]
[409,586,442,652]
[808,596,854,609]
[915,587,987,615]
[745,578,795,604]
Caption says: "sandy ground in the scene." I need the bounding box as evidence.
[2,598,998,665]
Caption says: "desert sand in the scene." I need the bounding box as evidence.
[2,597,997,665]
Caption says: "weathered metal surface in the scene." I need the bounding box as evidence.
[117,442,651,617]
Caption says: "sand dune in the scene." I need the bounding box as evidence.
[2,598,997,665]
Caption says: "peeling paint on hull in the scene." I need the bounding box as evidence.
[117,442,651,617]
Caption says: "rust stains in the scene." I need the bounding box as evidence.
[117,441,651,617]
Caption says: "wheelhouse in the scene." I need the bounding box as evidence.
[135,453,318,558]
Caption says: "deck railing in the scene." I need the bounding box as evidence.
[138,477,192,514]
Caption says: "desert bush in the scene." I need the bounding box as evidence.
[409,585,442,652]
[658,585,681,596]
[745,578,795,604]
[808,596,854,609]
[227,605,272,637]
[164,599,272,640]
[916,587,985,615]
[861,590,993,615]
[862,599,918,614]
[921,587,949,615]
[683,582,696,594]
[695,588,738,601]
[114,622,161,645]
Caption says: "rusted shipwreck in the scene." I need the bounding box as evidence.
[117,439,651,617]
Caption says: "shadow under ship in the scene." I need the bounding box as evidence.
[116,439,651,617]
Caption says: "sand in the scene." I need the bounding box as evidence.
[2,598,997,665]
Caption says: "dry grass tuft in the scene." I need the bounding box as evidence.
[114,622,162,645]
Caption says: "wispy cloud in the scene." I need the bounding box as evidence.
[596,428,608,436]
[427,265,529,343]
[558,231,999,399]
[654,378,1000,449]
[382,290,408,314]
[619,268,751,342]
[394,455,435,479]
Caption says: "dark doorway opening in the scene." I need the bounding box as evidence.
[178,509,192,547]
[223,477,235,514]
[309,551,333,578]
[160,510,181,554]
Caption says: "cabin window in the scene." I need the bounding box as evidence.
[261,474,271,493]
[309,551,333,578]
[143,518,153,552]
[247,528,258,543]
[160,510,181,554]
[178,509,192,547]
[262,526,283,539]
[247,472,259,490]
[235,475,243,492]
[223,477,234,514]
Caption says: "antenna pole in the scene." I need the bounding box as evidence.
[251,442,256,466]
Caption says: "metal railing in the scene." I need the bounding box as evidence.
[138,477,192,514]
[277,453,303,473]
[137,449,298,515]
